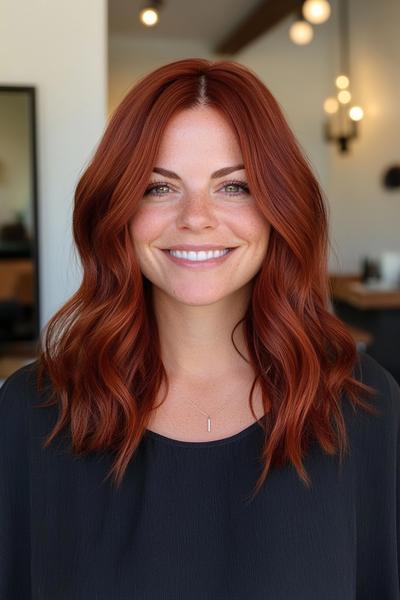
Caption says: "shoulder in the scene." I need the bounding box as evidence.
[346,351,400,448]
[0,359,41,408]
[0,359,43,441]
[354,351,400,421]
[355,350,399,393]
[0,362,40,493]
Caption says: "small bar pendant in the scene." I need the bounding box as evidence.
[207,416,211,432]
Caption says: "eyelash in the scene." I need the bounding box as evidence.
[144,179,250,198]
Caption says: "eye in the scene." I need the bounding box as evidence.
[144,182,173,196]
[143,179,250,198]
[221,180,250,197]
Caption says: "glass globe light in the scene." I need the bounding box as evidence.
[324,97,339,114]
[140,8,159,26]
[349,106,364,121]
[289,20,314,45]
[302,0,331,24]
[338,90,352,104]
[335,75,350,89]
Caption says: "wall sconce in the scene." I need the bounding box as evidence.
[323,0,364,153]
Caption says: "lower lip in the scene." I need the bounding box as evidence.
[162,248,236,268]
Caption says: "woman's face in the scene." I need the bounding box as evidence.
[130,106,271,306]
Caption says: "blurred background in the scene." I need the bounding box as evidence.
[0,0,399,384]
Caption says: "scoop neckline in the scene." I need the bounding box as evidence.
[144,414,266,448]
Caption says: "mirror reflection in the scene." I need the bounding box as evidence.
[0,87,39,376]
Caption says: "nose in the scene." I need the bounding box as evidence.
[175,193,219,230]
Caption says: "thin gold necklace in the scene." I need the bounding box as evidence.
[174,369,269,432]
[175,365,271,431]
[185,395,236,432]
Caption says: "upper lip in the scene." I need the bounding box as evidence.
[164,245,235,251]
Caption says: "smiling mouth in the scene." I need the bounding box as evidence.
[162,247,237,251]
[161,247,237,265]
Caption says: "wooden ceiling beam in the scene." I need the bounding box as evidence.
[215,0,302,55]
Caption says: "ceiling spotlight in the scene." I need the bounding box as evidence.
[302,0,331,25]
[139,0,163,27]
[289,20,314,45]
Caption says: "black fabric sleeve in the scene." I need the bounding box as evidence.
[0,367,32,599]
[382,362,400,595]
[391,370,400,594]
[358,352,400,596]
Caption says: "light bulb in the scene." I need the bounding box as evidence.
[338,90,352,104]
[335,75,350,89]
[140,7,159,26]
[324,97,339,114]
[302,0,331,24]
[289,20,314,45]
[349,106,364,121]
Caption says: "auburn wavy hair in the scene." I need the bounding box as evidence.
[33,57,379,502]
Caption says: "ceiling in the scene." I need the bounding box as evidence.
[108,0,300,52]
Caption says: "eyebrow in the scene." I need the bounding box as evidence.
[152,164,245,180]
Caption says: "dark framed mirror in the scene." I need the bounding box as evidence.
[0,86,40,379]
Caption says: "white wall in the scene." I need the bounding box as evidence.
[109,35,215,114]
[327,0,400,273]
[0,0,108,332]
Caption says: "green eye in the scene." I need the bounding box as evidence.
[144,183,172,196]
[222,180,250,196]
[144,180,250,198]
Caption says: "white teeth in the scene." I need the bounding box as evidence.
[169,249,230,261]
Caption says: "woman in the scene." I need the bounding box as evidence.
[1,58,399,599]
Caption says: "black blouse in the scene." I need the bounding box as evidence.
[0,351,399,599]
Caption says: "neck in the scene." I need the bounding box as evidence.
[151,284,253,382]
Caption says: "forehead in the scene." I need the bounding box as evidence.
[155,106,243,164]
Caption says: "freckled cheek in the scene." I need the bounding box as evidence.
[129,209,170,248]
[229,211,271,251]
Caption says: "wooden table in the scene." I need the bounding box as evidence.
[330,276,400,310]
[330,274,400,383]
